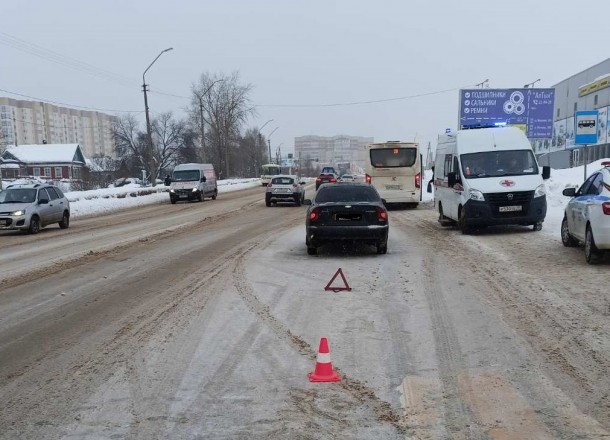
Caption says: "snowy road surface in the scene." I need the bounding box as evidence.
[0,184,609,439]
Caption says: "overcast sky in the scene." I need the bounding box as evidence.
[2,0,609,156]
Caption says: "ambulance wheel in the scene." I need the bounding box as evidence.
[458,207,470,234]
[438,203,453,227]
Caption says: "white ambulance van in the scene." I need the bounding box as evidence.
[433,127,550,233]
[169,163,218,204]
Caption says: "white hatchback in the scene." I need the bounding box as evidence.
[561,162,610,263]
[265,174,306,207]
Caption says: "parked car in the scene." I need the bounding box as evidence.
[315,172,337,190]
[0,183,70,234]
[561,161,610,263]
[265,174,305,206]
[113,177,141,187]
[304,182,389,255]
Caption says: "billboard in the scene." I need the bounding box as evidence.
[459,88,555,138]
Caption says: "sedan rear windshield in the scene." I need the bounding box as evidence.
[315,186,380,203]
[271,177,294,185]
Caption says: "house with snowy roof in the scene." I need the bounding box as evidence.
[0,143,88,182]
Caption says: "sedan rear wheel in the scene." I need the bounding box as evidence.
[307,246,317,255]
[585,226,603,264]
[376,243,387,254]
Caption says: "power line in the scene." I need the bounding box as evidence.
[0,87,143,113]
[0,31,138,88]
[256,84,477,108]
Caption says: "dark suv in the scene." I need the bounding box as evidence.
[0,183,70,234]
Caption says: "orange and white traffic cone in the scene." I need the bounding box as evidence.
[308,337,341,382]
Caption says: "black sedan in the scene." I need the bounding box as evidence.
[304,183,389,255]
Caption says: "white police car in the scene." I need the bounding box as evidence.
[561,161,610,263]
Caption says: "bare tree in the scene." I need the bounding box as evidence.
[112,114,148,176]
[90,154,119,172]
[234,128,267,177]
[174,128,200,164]
[190,72,256,177]
[151,112,188,181]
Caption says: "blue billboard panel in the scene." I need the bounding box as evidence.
[459,88,555,138]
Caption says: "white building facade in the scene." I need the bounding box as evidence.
[294,134,373,171]
[0,97,117,158]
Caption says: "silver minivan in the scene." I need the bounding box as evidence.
[0,183,70,234]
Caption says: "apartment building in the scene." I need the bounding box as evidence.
[294,134,373,171]
[0,97,117,158]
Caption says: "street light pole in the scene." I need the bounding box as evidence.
[256,119,273,174]
[142,47,173,186]
[195,79,224,162]
[523,78,541,88]
[267,127,278,163]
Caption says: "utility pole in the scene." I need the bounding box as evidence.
[142,47,173,186]
[268,139,272,163]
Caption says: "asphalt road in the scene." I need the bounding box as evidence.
[0,186,608,439]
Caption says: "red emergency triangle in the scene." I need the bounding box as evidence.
[324,268,352,292]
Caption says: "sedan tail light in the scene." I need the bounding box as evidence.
[415,172,421,189]
[292,183,298,188]
[365,174,372,184]
[309,207,321,221]
[267,183,272,187]
[376,207,388,222]
[603,202,610,215]
[316,177,322,183]
[330,178,337,183]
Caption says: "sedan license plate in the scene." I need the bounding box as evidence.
[274,188,291,193]
[499,205,522,212]
[385,184,402,190]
